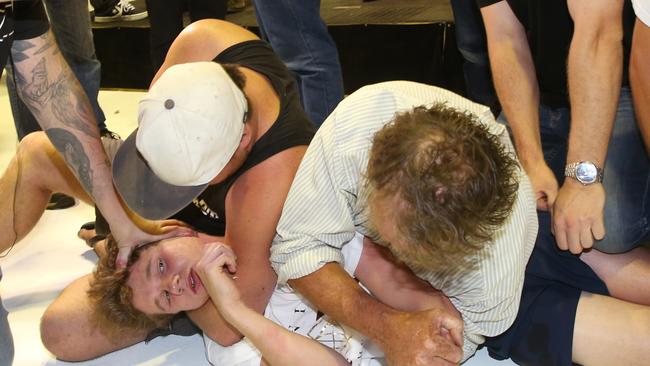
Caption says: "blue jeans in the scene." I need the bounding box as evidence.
[503,88,650,253]
[450,0,497,109]
[253,0,344,128]
[0,269,13,366]
[5,0,107,140]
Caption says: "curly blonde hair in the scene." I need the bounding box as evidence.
[366,104,519,271]
[87,236,173,338]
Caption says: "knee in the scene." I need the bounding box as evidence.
[16,132,54,162]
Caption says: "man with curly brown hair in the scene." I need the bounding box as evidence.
[271,81,539,365]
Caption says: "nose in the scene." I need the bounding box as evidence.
[167,274,183,295]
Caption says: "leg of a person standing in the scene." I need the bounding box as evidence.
[0,270,14,366]
[252,0,343,127]
[592,87,650,253]
[145,0,184,73]
[188,0,227,23]
[450,0,498,110]
[45,0,108,132]
[5,0,109,139]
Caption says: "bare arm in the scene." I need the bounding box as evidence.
[481,1,558,211]
[10,31,171,263]
[196,244,349,366]
[290,263,463,366]
[188,147,307,345]
[553,0,624,254]
[355,237,461,321]
[630,18,650,154]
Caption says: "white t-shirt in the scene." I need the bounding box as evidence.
[633,0,650,26]
[203,233,385,366]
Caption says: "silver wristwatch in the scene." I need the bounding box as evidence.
[564,161,603,185]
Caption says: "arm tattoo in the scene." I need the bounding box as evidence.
[13,34,97,138]
[45,128,94,195]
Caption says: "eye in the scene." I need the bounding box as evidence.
[158,259,165,274]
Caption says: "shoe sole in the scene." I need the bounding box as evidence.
[121,11,148,21]
[94,15,121,22]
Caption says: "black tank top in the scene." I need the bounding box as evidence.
[171,40,315,236]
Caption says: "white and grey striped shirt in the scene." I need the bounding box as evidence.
[271,81,538,362]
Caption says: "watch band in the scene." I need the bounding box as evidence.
[564,161,604,184]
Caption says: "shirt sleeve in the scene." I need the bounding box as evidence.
[475,0,503,8]
[632,0,650,26]
[271,109,358,284]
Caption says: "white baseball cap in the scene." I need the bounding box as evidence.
[112,62,248,219]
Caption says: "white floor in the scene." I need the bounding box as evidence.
[0,77,514,365]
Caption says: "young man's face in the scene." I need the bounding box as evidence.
[127,236,210,315]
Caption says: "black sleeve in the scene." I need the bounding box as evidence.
[13,0,49,40]
[476,0,503,8]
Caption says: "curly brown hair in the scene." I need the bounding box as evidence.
[87,236,173,338]
[366,104,519,271]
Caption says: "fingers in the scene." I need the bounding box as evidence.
[197,243,238,274]
[535,191,550,211]
[432,334,463,364]
[440,314,464,349]
[579,224,594,251]
[592,217,606,241]
[116,245,132,269]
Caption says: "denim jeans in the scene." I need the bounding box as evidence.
[253,0,344,128]
[145,0,226,73]
[0,269,13,366]
[450,0,498,110]
[503,88,650,253]
[5,0,107,140]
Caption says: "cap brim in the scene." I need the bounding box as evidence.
[112,129,208,220]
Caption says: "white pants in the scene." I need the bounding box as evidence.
[204,233,385,366]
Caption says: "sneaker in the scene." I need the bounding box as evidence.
[94,0,147,23]
[94,3,121,23]
[120,0,148,21]
[227,0,246,13]
[46,193,76,210]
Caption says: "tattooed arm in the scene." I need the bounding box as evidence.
[10,31,178,264]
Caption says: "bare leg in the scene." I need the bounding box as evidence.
[581,246,650,305]
[0,132,93,252]
[41,274,148,361]
[573,293,650,366]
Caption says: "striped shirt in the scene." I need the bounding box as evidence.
[271,81,538,361]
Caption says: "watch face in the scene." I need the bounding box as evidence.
[576,162,598,184]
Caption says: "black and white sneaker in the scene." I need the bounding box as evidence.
[94,3,121,23]
[94,0,147,23]
[120,0,148,21]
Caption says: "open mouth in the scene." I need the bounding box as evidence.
[188,269,202,294]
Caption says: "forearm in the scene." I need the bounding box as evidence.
[482,3,543,167]
[356,239,453,313]
[219,303,348,366]
[191,260,276,345]
[11,31,132,230]
[289,263,399,349]
[566,1,623,165]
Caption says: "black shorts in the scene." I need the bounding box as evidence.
[484,211,609,366]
